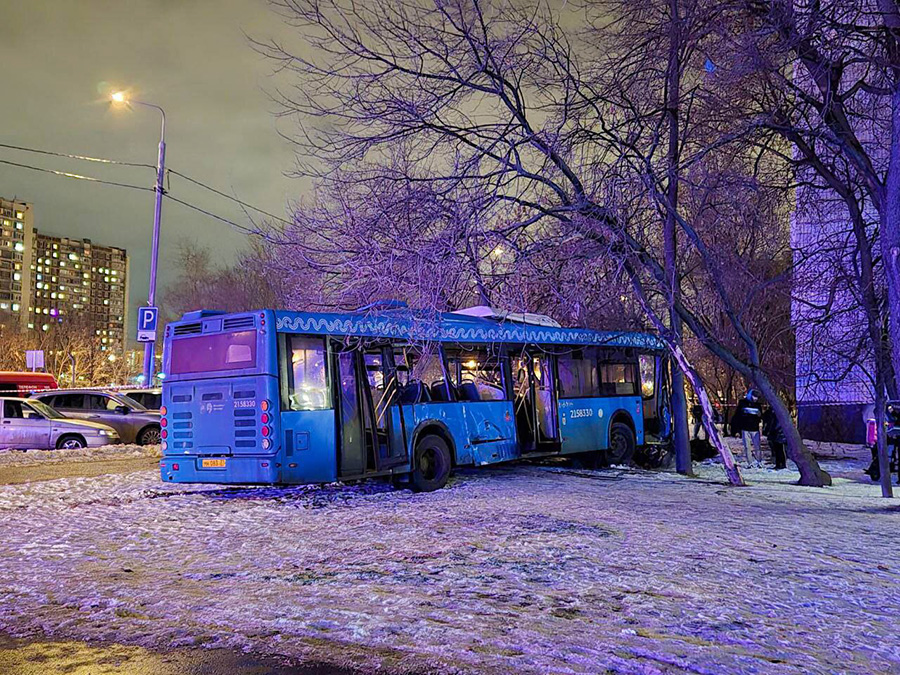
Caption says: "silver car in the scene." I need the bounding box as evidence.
[31,389,161,445]
[0,397,119,450]
[119,388,161,411]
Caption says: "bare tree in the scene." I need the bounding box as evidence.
[258,0,835,485]
[732,0,896,495]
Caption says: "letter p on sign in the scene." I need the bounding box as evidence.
[137,306,158,342]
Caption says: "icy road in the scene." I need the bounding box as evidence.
[0,450,897,674]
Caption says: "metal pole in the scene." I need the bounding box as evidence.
[141,105,166,386]
[69,352,76,387]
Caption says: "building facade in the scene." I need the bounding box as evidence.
[0,196,130,351]
[0,197,33,319]
[30,231,130,349]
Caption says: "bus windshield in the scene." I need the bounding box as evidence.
[169,330,257,375]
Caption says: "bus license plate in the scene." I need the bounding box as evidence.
[201,459,226,468]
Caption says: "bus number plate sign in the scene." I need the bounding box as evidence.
[201,459,227,468]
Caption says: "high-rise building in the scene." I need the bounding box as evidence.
[0,197,33,319]
[29,231,130,349]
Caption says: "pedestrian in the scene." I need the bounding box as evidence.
[691,401,705,440]
[761,407,787,470]
[734,389,763,468]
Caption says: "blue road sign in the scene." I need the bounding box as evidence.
[137,306,159,343]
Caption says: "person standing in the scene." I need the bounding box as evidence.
[691,401,705,440]
[734,390,763,468]
[761,406,787,470]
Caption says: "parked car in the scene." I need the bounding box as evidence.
[30,389,161,445]
[0,371,58,396]
[119,388,161,411]
[0,397,119,450]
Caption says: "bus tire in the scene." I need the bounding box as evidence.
[410,434,452,492]
[606,422,636,465]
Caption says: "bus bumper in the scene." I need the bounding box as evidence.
[160,456,279,484]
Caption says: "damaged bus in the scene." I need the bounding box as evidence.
[159,304,671,491]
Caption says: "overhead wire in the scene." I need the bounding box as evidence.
[0,141,292,234]
[0,157,154,192]
[0,142,156,169]
[167,169,293,227]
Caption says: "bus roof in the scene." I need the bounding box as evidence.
[267,309,664,350]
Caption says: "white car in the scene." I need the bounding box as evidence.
[0,397,120,450]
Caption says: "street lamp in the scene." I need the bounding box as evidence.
[111,91,165,386]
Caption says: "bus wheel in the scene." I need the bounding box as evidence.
[410,434,452,492]
[606,423,636,465]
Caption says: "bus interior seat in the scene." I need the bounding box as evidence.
[458,382,481,402]
[399,381,430,404]
[425,380,445,402]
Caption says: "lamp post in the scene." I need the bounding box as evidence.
[111,92,165,386]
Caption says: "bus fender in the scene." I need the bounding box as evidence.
[409,420,459,466]
[608,409,637,441]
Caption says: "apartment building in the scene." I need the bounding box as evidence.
[0,197,33,318]
[30,231,129,349]
[0,195,130,350]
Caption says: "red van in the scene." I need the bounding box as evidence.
[0,372,59,396]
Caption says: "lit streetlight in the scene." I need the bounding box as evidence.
[110,91,165,386]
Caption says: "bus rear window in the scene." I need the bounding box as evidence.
[169,330,257,374]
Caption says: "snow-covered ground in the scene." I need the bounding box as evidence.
[0,444,159,468]
[0,453,897,674]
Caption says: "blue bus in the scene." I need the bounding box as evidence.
[159,305,671,491]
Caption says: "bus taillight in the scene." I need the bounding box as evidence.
[261,412,270,424]
[161,417,168,427]
[262,438,272,450]
[160,406,167,415]
[161,429,168,439]
[261,426,271,437]
[260,400,270,412]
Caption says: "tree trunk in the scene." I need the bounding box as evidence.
[664,0,692,475]
[873,383,894,498]
[882,83,900,401]
[752,370,832,486]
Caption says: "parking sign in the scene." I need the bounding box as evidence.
[137,306,159,342]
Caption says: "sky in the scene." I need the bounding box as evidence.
[0,0,303,325]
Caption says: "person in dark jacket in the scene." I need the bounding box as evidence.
[761,407,787,470]
[691,401,705,440]
[733,389,763,467]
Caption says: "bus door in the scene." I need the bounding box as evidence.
[334,347,367,477]
[361,347,409,471]
[512,350,561,452]
[640,352,672,443]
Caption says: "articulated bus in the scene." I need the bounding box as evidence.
[159,305,672,491]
